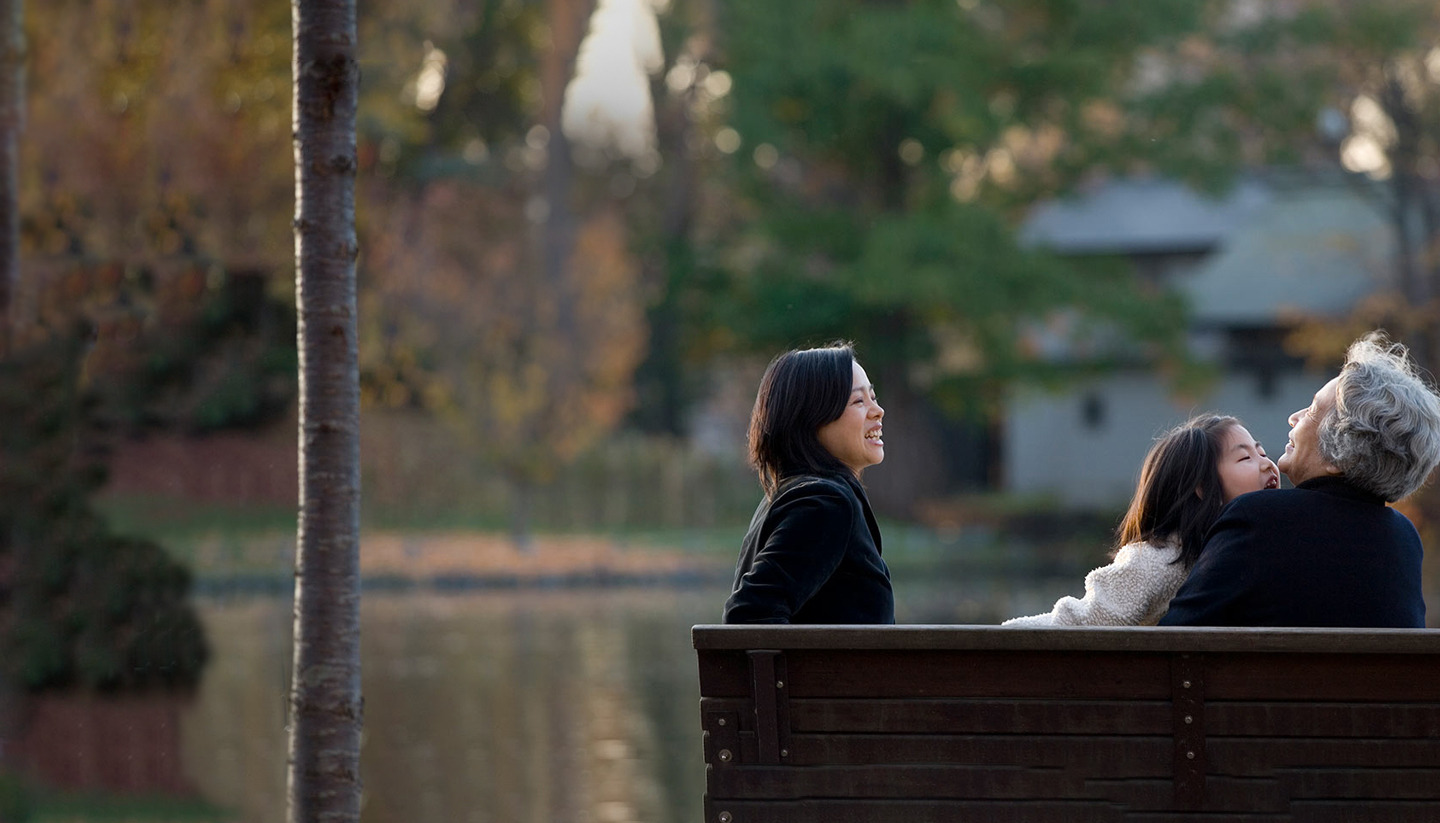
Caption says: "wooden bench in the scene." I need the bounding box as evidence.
[693,625,1440,822]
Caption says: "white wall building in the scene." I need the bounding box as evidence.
[1006,174,1397,508]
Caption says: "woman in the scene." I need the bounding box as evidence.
[722,344,894,624]
[1004,414,1279,627]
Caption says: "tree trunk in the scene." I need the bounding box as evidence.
[0,0,22,355]
[537,0,596,398]
[287,1,362,822]
[509,473,534,553]
[0,1,20,799]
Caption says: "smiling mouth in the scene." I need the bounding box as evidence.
[1265,476,1279,489]
[865,428,883,445]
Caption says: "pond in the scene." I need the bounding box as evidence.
[179,560,1081,823]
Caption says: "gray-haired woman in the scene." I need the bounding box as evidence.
[1162,332,1440,627]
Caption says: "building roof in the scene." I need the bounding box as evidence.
[1021,174,1397,325]
[1019,176,1272,254]
[1179,186,1393,324]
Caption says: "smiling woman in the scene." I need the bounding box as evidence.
[721,344,895,625]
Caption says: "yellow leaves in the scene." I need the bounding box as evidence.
[1281,294,1440,369]
[358,179,648,479]
[1080,99,1125,139]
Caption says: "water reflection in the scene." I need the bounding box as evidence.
[175,551,1440,822]
[183,588,724,823]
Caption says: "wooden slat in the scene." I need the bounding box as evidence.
[1276,768,1440,800]
[1121,815,1290,822]
[785,650,1172,699]
[789,698,1171,735]
[1203,654,1440,702]
[1083,776,1289,814]
[1170,653,1206,809]
[1207,737,1440,772]
[783,733,1173,775]
[700,698,755,731]
[692,625,1440,654]
[750,652,782,764]
[698,650,751,697]
[707,764,1077,800]
[700,797,1125,823]
[1287,800,1440,822]
[1206,703,1440,738]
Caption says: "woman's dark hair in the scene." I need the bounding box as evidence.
[747,343,857,496]
[1115,413,1240,569]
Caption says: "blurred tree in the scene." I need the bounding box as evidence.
[0,334,208,694]
[357,0,653,546]
[17,0,299,432]
[0,0,20,352]
[679,0,1217,504]
[287,1,362,822]
[626,0,719,437]
[1066,0,1440,369]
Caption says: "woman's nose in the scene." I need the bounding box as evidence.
[872,402,884,419]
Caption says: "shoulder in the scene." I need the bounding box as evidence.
[775,474,860,504]
[770,474,862,516]
[1222,487,1308,516]
[1116,540,1182,561]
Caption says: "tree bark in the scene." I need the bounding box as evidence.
[287,1,362,822]
[0,0,22,354]
[0,1,20,797]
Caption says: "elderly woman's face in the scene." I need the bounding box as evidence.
[1278,376,1341,485]
[817,361,885,474]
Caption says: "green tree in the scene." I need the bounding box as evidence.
[678,0,1219,504]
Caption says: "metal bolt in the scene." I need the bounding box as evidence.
[718,749,732,763]
[1183,680,1192,689]
[719,813,732,823]
[780,749,789,758]
[1186,751,1195,760]
[776,680,785,689]
[717,718,726,726]
[1184,715,1193,724]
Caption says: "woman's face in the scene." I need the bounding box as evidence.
[816,361,885,475]
[1277,376,1341,485]
[1216,424,1279,503]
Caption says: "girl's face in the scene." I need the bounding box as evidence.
[1216,424,1279,503]
[816,361,885,474]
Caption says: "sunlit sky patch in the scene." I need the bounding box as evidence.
[562,0,669,159]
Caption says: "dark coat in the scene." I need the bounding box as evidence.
[722,472,894,624]
[1158,476,1426,628]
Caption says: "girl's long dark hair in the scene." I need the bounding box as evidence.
[747,343,856,497]
[1115,414,1239,569]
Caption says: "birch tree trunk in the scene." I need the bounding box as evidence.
[287,1,362,822]
[0,0,22,353]
[0,0,21,794]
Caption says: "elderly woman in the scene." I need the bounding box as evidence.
[1161,332,1440,627]
[722,343,894,624]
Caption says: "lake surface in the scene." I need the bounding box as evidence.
[179,562,1079,823]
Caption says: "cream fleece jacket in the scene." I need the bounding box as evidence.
[1002,541,1186,627]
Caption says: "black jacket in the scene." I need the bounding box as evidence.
[722,472,894,624]
[1159,476,1426,627]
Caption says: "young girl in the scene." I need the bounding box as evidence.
[1003,414,1279,627]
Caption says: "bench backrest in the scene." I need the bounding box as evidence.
[693,625,1440,823]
